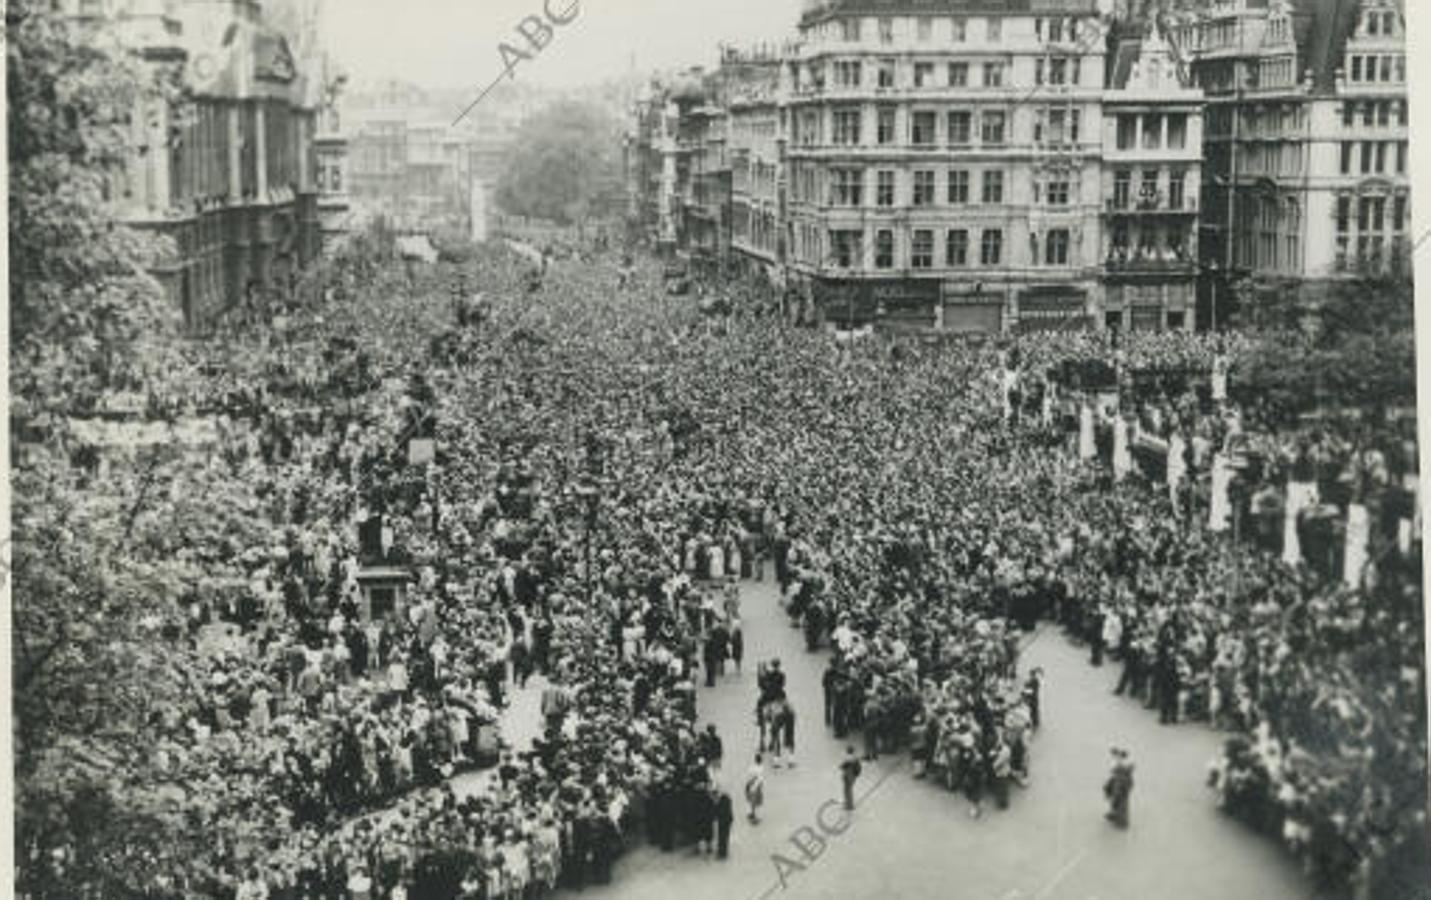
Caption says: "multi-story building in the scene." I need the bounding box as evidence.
[1169,0,1409,324]
[624,0,1221,334]
[784,0,1110,333]
[680,99,731,273]
[344,81,532,232]
[727,46,787,278]
[61,0,338,328]
[1101,22,1202,331]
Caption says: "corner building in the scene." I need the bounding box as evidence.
[1169,0,1410,322]
[785,0,1110,333]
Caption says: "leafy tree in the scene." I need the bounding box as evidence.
[494,100,621,225]
[5,4,243,895]
[1231,272,1416,423]
[8,0,184,425]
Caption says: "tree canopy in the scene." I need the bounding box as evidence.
[494,100,621,226]
[1230,273,1416,424]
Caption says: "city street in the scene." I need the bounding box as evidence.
[573,578,1310,900]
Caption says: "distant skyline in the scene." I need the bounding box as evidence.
[324,0,805,93]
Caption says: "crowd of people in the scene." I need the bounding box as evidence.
[27,226,1424,899]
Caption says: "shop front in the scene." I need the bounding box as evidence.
[1016,286,1090,333]
[816,278,940,331]
[940,283,1006,334]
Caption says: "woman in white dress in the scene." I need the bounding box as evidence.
[708,540,725,581]
[745,753,766,823]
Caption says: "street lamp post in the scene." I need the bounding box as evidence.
[575,479,599,606]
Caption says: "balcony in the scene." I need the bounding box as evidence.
[1105,248,1196,274]
[1105,197,1198,215]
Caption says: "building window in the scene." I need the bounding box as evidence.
[917,17,933,41]
[875,229,894,268]
[1049,58,1067,85]
[1342,102,1355,127]
[914,62,935,88]
[833,109,861,145]
[911,229,934,269]
[911,111,937,146]
[835,60,862,87]
[951,17,966,42]
[876,170,895,207]
[1397,141,1407,173]
[1113,169,1131,209]
[1169,170,1185,209]
[831,168,864,206]
[1377,101,1390,126]
[1375,141,1387,173]
[1117,115,1136,150]
[1362,101,1375,127]
[1140,170,1160,207]
[1351,56,1362,81]
[1167,114,1187,149]
[986,17,1001,42]
[947,110,971,144]
[1142,115,1162,149]
[1340,142,1353,174]
[980,110,1006,144]
[948,169,970,204]
[831,229,863,267]
[878,59,896,88]
[946,228,968,266]
[840,18,860,41]
[948,62,968,86]
[870,108,892,145]
[1045,177,1069,206]
[1035,58,1045,86]
[1381,55,1393,82]
[1361,140,1373,173]
[913,170,935,206]
[983,62,1005,87]
[1045,228,1070,265]
[982,170,1004,204]
[878,17,893,44]
[980,228,1003,265]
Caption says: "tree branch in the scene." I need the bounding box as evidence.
[121,450,166,544]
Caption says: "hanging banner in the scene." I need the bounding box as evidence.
[1343,502,1370,588]
[1112,417,1132,482]
[1079,404,1096,460]
[1208,452,1232,533]
[1282,481,1318,567]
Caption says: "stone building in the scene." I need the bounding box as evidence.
[63,0,338,328]
[783,0,1110,333]
[1168,0,1409,323]
[1102,22,1202,331]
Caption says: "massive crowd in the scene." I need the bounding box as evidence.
[28,233,1425,899]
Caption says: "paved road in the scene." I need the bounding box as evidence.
[563,579,1313,900]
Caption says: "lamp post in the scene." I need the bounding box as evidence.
[575,478,599,606]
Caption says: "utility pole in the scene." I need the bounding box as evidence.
[1221,86,1241,329]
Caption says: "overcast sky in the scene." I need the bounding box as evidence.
[324,0,806,91]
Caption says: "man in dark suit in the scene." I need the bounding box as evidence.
[715,789,735,858]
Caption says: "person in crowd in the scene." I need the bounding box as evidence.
[839,746,862,811]
[714,789,735,859]
[745,754,765,824]
[1105,747,1135,829]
